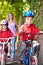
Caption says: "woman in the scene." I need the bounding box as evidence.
[7,12,18,61]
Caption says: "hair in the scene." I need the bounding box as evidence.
[7,12,14,21]
[7,12,17,22]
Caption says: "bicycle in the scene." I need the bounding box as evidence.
[20,32,40,65]
[0,37,14,65]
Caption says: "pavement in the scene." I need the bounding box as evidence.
[6,50,42,65]
[6,50,24,65]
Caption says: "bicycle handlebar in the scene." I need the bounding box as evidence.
[21,31,41,40]
[21,31,40,35]
[0,37,14,45]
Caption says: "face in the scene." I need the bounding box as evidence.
[8,13,13,20]
[2,24,7,30]
[25,17,33,25]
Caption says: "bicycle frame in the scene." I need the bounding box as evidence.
[24,40,34,65]
[24,40,40,65]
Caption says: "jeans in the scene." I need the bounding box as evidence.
[11,37,16,58]
[20,41,26,61]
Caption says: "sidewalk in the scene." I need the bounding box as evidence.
[6,49,24,65]
[6,49,43,65]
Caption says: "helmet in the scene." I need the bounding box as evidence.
[23,11,34,17]
[0,20,8,25]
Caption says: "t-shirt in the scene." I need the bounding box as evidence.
[8,22,18,36]
[18,24,40,41]
[0,28,14,42]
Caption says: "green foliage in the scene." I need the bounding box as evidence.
[0,0,23,24]
[0,0,43,30]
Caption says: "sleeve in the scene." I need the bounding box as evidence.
[0,31,2,38]
[34,25,40,34]
[15,22,18,32]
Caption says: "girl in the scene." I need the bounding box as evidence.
[0,20,14,59]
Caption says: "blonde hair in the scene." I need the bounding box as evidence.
[7,12,14,21]
[7,12,17,22]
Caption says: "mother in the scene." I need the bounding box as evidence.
[7,12,18,61]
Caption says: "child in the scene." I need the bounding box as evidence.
[0,20,14,59]
[18,11,43,63]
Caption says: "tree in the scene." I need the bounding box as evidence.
[0,0,43,29]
